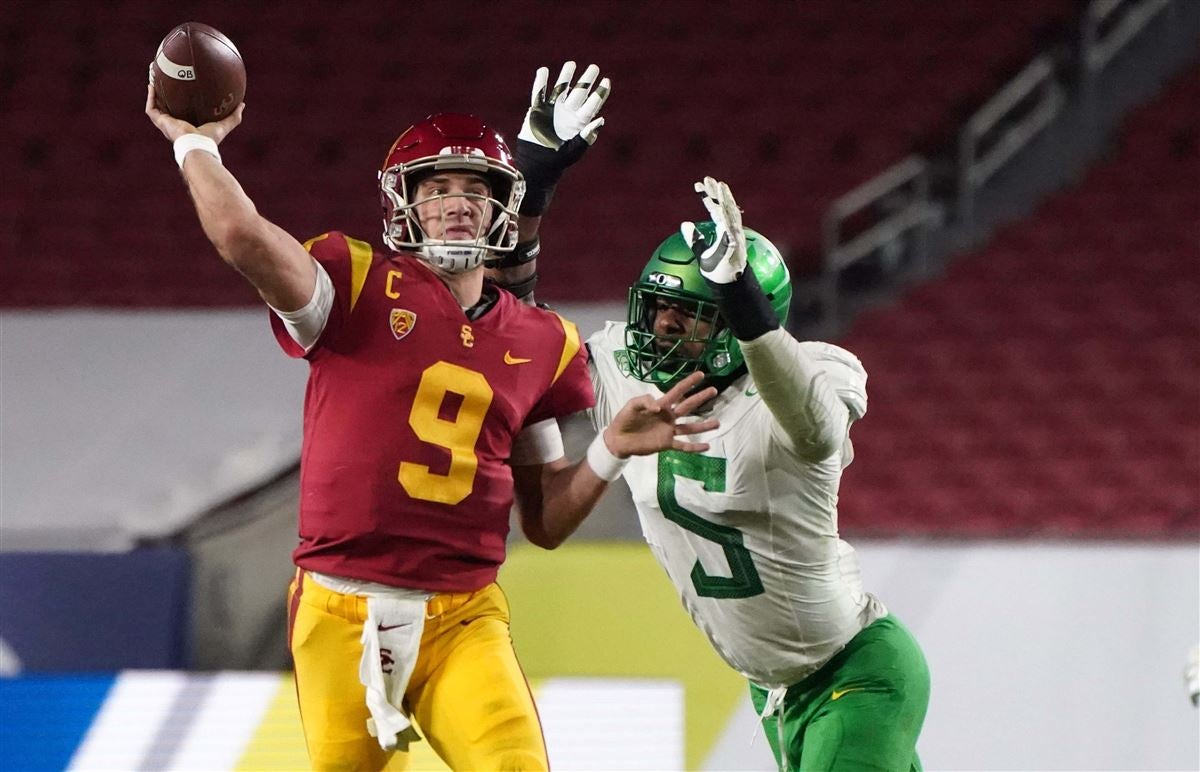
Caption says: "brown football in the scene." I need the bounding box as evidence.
[149,22,246,125]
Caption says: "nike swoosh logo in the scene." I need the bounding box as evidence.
[504,351,532,365]
[745,385,758,397]
[377,623,411,632]
[830,687,865,701]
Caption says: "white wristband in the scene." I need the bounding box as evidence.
[173,134,222,170]
[586,432,628,482]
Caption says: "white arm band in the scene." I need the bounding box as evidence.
[585,433,628,482]
[173,134,222,169]
[509,418,566,466]
[270,259,334,351]
[740,329,853,461]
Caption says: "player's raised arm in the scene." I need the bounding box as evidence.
[486,61,611,304]
[513,371,717,550]
[686,177,859,462]
[145,84,316,312]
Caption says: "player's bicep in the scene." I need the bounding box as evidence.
[511,456,572,545]
[244,220,319,311]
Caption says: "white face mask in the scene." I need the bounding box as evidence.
[380,161,522,269]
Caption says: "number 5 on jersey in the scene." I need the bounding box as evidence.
[658,451,764,599]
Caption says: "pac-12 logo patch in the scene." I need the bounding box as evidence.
[389,309,416,340]
[614,349,632,377]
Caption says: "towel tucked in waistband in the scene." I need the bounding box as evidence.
[359,594,427,751]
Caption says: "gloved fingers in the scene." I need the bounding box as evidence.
[695,177,725,224]
[580,116,605,145]
[529,66,550,107]
[550,61,576,104]
[579,77,611,123]
[695,176,720,204]
[564,63,601,110]
[717,180,743,231]
[680,220,702,249]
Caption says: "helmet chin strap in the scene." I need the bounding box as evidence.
[417,243,486,274]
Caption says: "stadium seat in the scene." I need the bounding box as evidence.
[838,64,1200,537]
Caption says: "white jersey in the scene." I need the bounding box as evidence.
[588,322,885,688]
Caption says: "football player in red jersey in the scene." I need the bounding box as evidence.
[147,65,717,770]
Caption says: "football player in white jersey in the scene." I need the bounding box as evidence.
[584,177,930,771]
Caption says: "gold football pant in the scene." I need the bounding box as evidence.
[287,570,548,771]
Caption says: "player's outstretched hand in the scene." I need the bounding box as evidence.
[682,176,748,284]
[145,82,244,144]
[519,60,610,150]
[513,61,611,216]
[603,371,719,458]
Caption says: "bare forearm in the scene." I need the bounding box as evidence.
[516,372,718,549]
[146,90,311,307]
[180,153,313,310]
[181,152,261,259]
[521,459,610,549]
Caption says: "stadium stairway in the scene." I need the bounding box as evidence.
[836,63,1200,538]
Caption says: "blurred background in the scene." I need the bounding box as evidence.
[1,0,1197,769]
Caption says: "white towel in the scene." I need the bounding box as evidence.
[359,595,427,751]
[749,685,790,770]
[758,686,790,771]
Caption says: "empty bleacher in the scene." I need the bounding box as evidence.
[838,63,1199,537]
[1,0,1079,305]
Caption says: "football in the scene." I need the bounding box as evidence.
[149,22,246,125]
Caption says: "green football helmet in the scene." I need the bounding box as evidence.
[624,222,792,387]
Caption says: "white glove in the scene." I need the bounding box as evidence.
[518,61,610,149]
[681,176,748,284]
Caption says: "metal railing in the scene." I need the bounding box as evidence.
[812,0,1179,332]
[956,54,1064,226]
[1082,0,1173,74]
[819,155,938,323]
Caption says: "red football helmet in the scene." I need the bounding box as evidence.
[379,113,525,273]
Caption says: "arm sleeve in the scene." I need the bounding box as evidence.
[268,259,334,352]
[268,232,352,358]
[740,329,862,462]
[509,418,566,465]
[585,346,609,433]
[583,330,629,434]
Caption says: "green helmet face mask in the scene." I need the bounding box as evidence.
[623,222,792,388]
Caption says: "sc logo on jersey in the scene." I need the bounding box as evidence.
[646,272,683,289]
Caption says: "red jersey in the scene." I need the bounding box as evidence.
[271,232,594,592]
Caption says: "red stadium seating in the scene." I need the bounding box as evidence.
[1,0,1078,305]
[838,64,1200,538]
